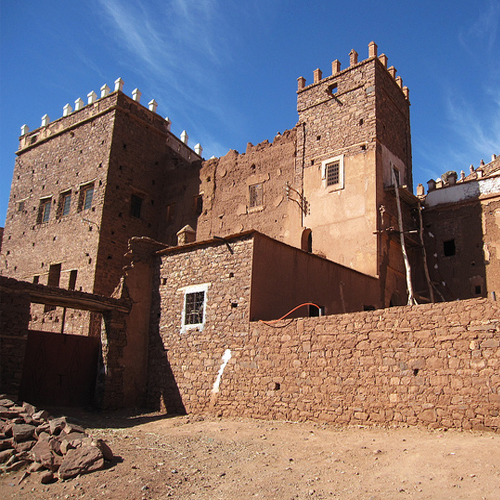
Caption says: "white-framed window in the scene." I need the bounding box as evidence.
[180,283,210,333]
[321,154,344,191]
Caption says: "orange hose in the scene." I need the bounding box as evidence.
[258,302,321,325]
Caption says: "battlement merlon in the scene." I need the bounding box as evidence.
[17,83,203,164]
[296,41,410,102]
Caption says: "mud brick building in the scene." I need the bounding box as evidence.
[1,43,499,425]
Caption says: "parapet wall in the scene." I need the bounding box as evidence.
[161,298,500,431]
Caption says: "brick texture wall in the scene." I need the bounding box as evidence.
[153,297,500,431]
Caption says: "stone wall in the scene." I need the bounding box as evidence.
[157,297,500,431]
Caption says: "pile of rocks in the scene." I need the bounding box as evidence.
[0,397,113,483]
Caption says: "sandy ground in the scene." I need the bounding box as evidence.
[1,411,500,500]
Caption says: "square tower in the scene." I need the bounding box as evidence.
[296,43,414,303]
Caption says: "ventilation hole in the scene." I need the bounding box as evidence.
[413,369,419,376]
[274,383,281,391]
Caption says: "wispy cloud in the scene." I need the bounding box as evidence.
[459,0,500,55]
[95,0,227,98]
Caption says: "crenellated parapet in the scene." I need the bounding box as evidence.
[297,41,410,102]
[18,79,203,162]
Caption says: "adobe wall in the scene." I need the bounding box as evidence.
[195,130,302,248]
[250,233,381,320]
[483,197,500,297]
[1,96,116,292]
[423,199,487,301]
[156,297,500,431]
[147,235,254,412]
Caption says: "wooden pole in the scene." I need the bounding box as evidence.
[392,169,417,305]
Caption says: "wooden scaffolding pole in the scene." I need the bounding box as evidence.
[392,169,417,305]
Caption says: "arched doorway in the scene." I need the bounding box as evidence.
[301,228,312,253]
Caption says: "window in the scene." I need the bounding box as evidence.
[78,183,94,211]
[249,183,263,208]
[443,239,456,257]
[309,304,324,317]
[130,194,143,218]
[17,201,24,213]
[47,263,61,287]
[321,155,344,191]
[193,195,203,215]
[180,283,209,333]
[326,162,340,186]
[58,191,72,218]
[68,270,77,290]
[33,275,39,284]
[37,198,52,224]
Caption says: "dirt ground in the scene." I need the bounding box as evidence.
[1,411,500,500]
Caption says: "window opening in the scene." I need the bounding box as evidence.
[309,305,324,317]
[79,183,94,211]
[321,155,344,191]
[62,192,71,216]
[33,275,39,284]
[194,195,203,215]
[47,263,61,287]
[249,183,263,208]
[130,194,143,218]
[443,239,456,257]
[181,283,209,333]
[18,201,24,212]
[38,198,52,224]
[68,270,77,290]
[185,291,205,325]
[326,162,340,186]
[475,285,482,295]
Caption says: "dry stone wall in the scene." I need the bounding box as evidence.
[158,297,500,431]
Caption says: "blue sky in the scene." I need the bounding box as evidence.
[1,0,499,226]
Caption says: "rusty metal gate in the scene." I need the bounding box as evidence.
[19,330,100,407]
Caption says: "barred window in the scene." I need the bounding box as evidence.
[184,291,205,325]
[181,283,209,332]
[326,162,340,186]
[321,155,344,191]
[249,183,263,208]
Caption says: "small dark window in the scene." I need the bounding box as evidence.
[68,270,77,290]
[130,194,143,218]
[47,263,61,287]
[18,201,24,212]
[475,285,482,295]
[184,291,205,325]
[326,162,340,186]
[249,183,263,208]
[309,304,324,317]
[194,195,203,215]
[443,239,456,257]
[33,275,39,284]
[328,83,338,95]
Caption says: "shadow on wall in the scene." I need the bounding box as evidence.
[147,263,186,415]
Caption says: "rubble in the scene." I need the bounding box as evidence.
[0,396,113,483]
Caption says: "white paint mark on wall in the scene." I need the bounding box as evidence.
[212,349,232,394]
